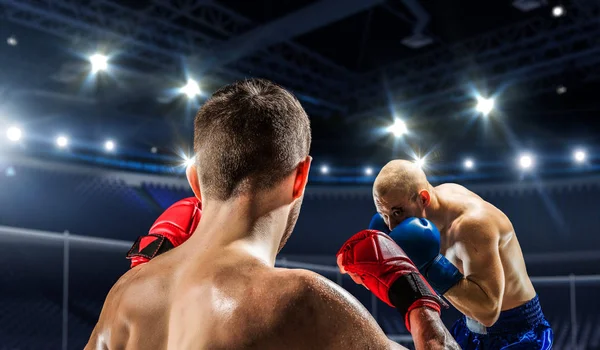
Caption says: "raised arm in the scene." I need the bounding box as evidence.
[444,216,505,326]
[325,229,459,349]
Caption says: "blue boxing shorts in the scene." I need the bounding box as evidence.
[450,295,553,349]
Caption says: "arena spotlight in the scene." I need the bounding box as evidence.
[573,149,586,163]
[414,157,426,169]
[365,167,373,176]
[464,158,474,170]
[320,165,329,174]
[387,119,408,137]
[6,126,22,142]
[476,97,495,116]
[150,147,158,154]
[518,154,534,170]
[104,140,115,152]
[181,79,201,98]
[556,85,567,95]
[552,5,565,17]
[7,36,17,46]
[89,54,108,73]
[56,135,69,148]
[184,155,196,167]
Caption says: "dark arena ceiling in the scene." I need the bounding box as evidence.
[1,0,599,184]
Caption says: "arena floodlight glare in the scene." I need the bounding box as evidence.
[56,135,69,148]
[387,119,408,137]
[552,6,565,17]
[181,79,201,98]
[574,149,586,163]
[519,154,534,170]
[6,126,22,142]
[365,167,373,176]
[89,54,108,73]
[320,165,329,174]
[184,155,196,167]
[7,36,17,46]
[476,97,495,116]
[464,159,474,170]
[415,157,426,169]
[104,140,115,152]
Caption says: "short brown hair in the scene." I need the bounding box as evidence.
[193,79,311,200]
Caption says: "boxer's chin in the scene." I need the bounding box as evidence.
[278,195,304,253]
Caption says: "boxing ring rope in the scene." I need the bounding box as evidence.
[1,225,599,348]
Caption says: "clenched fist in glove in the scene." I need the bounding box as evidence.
[336,229,446,332]
[127,197,201,268]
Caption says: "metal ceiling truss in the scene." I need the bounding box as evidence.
[350,0,600,118]
[0,0,351,112]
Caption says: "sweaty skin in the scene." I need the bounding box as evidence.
[86,160,459,350]
[374,160,536,327]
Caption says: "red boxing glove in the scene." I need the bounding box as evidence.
[336,230,445,332]
[127,197,201,268]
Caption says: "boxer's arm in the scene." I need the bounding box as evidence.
[291,271,457,350]
[85,269,140,349]
[444,217,505,327]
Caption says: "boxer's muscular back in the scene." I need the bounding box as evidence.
[436,184,536,311]
[87,248,403,350]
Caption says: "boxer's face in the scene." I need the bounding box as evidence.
[374,189,425,230]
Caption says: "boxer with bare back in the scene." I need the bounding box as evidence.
[85,80,459,350]
[367,159,553,349]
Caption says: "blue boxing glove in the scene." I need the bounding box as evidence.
[389,217,463,295]
[368,213,390,234]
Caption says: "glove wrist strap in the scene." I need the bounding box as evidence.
[422,254,464,295]
[126,234,175,261]
[388,272,445,332]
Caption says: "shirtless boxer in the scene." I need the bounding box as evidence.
[85,79,460,350]
[365,159,553,349]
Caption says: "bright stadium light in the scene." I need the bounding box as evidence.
[184,155,196,167]
[320,165,329,174]
[556,85,567,95]
[464,158,474,170]
[89,54,108,73]
[6,126,22,142]
[552,6,565,17]
[56,135,69,148]
[7,36,17,46]
[365,167,373,176]
[519,154,534,170]
[181,79,201,98]
[574,149,586,163]
[387,119,408,137]
[151,147,158,154]
[104,140,115,151]
[415,157,426,169]
[476,97,495,116]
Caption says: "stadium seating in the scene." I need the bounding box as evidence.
[1,160,599,349]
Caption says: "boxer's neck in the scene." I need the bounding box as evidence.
[184,194,290,266]
[424,188,452,232]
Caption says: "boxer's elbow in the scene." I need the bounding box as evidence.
[473,302,501,327]
[468,280,502,327]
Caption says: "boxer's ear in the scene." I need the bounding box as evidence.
[186,164,202,202]
[418,189,431,207]
[292,156,312,200]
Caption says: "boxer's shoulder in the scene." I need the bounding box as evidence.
[269,268,390,348]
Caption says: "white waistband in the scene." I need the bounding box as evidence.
[466,316,488,335]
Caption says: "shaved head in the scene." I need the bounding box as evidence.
[374,160,428,198]
[373,160,431,230]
